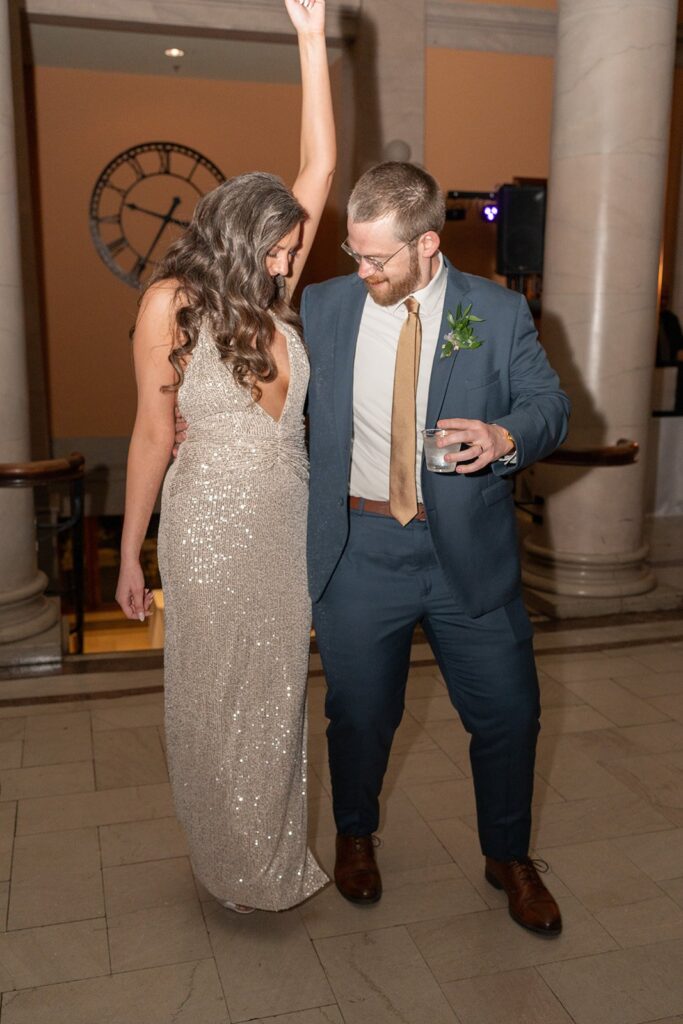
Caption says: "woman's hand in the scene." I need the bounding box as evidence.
[284,0,325,35]
[116,560,154,622]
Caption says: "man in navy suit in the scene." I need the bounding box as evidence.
[301,162,569,935]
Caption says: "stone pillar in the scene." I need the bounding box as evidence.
[353,0,425,175]
[522,0,678,614]
[0,0,59,651]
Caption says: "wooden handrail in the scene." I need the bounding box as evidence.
[0,452,85,488]
[541,440,638,467]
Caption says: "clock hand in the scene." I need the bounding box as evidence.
[124,201,189,229]
[142,196,183,264]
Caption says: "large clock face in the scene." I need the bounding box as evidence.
[89,142,225,288]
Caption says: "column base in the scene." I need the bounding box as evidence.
[522,539,657,599]
[0,597,63,668]
[0,571,60,644]
[523,581,681,619]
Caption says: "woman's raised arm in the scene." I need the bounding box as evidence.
[283,0,336,293]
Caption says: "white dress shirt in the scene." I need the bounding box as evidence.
[349,254,448,504]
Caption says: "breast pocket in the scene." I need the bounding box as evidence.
[464,370,503,420]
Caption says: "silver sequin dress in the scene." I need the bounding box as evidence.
[157,318,328,910]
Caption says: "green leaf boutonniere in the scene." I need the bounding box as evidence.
[440,303,486,359]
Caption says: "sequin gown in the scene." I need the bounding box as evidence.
[157,319,327,911]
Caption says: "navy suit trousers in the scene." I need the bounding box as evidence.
[312,504,541,861]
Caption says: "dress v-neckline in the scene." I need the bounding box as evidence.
[254,326,291,426]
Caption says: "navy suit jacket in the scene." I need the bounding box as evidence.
[300,257,570,617]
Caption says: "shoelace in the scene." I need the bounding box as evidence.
[508,857,550,885]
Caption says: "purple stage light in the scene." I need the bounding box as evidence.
[482,204,499,223]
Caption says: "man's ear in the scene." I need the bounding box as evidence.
[419,231,441,259]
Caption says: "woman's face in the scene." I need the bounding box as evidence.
[265,223,303,278]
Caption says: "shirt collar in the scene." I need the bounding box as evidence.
[386,252,447,318]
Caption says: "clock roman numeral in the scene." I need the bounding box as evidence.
[127,156,145,181]
[185,157,200,183]
[107,237,128,257]
[105,182,127,196]
[158,149,171,174]
[97,214,120,225]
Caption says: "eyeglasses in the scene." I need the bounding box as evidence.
[340,236,418,273]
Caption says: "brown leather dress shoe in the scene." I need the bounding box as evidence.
[334,835,382,904]
[485,857,562,936]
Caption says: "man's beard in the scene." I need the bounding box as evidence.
[363,246,421,307]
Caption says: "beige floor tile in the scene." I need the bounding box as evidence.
[613,827,683,881]
[595,894,683,947]
[0,802,16,881]
[204,901,334,1021]
[606,754,683,809]
[616,669,683,699]
[403,777,478,822]
[99,815,188,867]
[405,694,460,724]
[536,655,644,684]
[23,712,92,767]
[408,896,616,983]
[0,958,228,1024]
[108,898,211,972]
[0,918,109,993]
[0,742,22,771]
[93,727,168,790]
[405,667,446,698]
[91,703,165,732]
[422,718,472,775]
[315,925,459,1024]
[556,728,646,763]
[628,646,683,674]
[0,881,8,932]
[8,827,103,930]
[538,839,662,911]
[0,721,25,743]
[0,762,94,802]
[252,1011,344,1024]
[443,966,574,1024]
[430,816,511,909]
[374,794,459,872]
[538,938,683,1024]
[661,876,683,907]
[538,674,585,708]
[103,856,197,916]
[539,706,614,734]
[650,693,683,723]
[384,746,465,787]
[391,712,439,755]
[530,794,672,849]
[620,721,683,753]
[535,738,634,802]
[16,782,173,835]
[564,679,669,727]
[301,862,482,939]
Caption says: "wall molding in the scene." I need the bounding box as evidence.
[25,0,359,44]
[426,3,557,57]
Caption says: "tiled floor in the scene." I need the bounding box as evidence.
[1,617,683,1023]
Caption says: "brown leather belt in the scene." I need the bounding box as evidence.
[348,496,427,522]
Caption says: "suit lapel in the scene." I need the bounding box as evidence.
[333,276,367,459]
[425,259,472,427]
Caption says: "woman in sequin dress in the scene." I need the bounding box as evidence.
[115,0,333,912]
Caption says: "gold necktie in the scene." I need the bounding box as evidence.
[389,297,422,525]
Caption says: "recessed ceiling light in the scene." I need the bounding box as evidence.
[164,47,185,58]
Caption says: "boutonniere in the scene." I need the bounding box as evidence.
[440,303,486,359]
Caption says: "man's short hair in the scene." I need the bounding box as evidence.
[347,162,446,241]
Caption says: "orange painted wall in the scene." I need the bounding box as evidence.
[447,0,555,7]
[34,66,309,439]
[425,47,555,280]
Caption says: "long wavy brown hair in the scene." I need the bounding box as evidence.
[149,172,306,398]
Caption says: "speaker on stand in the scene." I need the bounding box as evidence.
[496,184,547,293]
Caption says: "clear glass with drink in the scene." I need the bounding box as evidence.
[422,428,462,473]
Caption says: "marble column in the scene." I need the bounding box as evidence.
[0,0,59,649]
[352,0,426,174]
[522,0,678,613]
